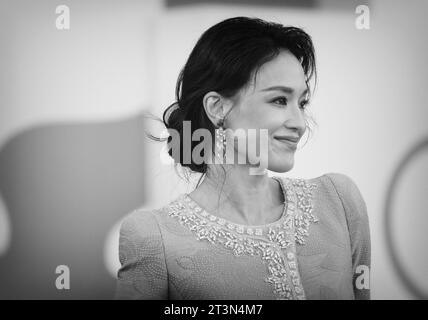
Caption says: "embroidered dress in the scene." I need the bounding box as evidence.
[115,173,371,300]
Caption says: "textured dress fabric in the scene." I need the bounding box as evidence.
[115,173,371,300]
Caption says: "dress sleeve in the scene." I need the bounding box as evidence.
[326,173,371,300]
[114,210,169,299]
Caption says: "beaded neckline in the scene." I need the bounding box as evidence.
[183,176,291,237]
[164,176,318,300]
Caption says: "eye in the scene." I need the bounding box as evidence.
[271,96,288,106]
[299,99,310,110]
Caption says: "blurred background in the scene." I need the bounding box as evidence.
[0,0,427,299]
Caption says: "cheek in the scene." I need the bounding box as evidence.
[226,102,284,156]
[227,122,277,159]
[229,104,279,132]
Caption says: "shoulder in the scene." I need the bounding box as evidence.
[315,172,369,226]
[322,173,361,195]
[322,172,366,209]
[118,195,184,242]
[116,208,169,299]
[119,208,161,239]
[117,208,165,266]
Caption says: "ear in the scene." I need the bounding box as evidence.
[203,91,233,127]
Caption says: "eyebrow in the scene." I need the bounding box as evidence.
[261,85,309,96]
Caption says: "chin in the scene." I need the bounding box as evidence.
[268,155,295,173]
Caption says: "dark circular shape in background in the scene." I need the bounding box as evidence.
[384,137,428,299]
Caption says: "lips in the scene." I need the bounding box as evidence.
[274,136,300,143]
[274,135,300,149]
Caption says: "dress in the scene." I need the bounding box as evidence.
[115,173,371,300]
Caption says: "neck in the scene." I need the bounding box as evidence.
[192,164,285,225]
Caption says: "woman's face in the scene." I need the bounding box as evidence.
[226,50,309,173]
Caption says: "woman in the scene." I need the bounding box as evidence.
[115,17,370,300]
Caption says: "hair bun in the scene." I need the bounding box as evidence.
[163,102,183,131]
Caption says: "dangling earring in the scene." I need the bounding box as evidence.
[215,118,226,163]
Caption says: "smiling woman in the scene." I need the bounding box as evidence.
[115,16,371,300]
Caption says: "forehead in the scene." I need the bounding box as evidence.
[250,50,306,92]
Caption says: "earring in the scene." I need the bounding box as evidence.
[215,118,226,163]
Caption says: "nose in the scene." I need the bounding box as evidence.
[283,104,306,137]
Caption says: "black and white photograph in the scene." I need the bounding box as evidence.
[0,0,427,306]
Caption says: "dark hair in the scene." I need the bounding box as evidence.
[152,16,317,178]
